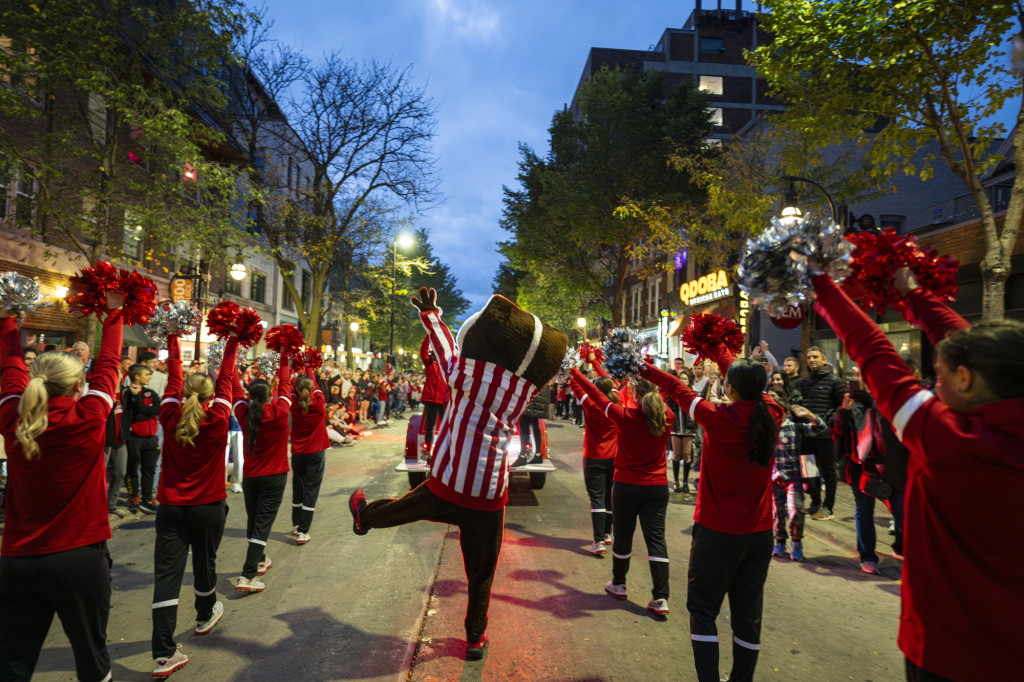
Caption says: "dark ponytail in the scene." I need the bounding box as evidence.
[246,380,272,447]
[726,359,777,467]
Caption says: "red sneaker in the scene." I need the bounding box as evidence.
[466,633,488,660]
[349,489,368,535]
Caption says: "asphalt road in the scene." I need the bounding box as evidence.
[32,417,905,681]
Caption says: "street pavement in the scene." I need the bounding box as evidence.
[32,417,905,681]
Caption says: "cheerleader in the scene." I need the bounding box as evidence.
[567,373,619,555]
[232,354,291,592]
[641,348,783,682]
[810,268,1024,681]
[150,328,240,678]
[569,368,673,617]
[0,293,123,682]
[418,334,449,458]
[289,367,331,545]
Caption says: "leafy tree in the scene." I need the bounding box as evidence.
[491,260,525,300]
[499,67,711,326]
[0,0,253,342]
[752,0,1024,319]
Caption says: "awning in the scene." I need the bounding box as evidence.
[122,324,157,348]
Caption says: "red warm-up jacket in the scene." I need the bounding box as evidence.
[233,356,292,478]
[419,334,450,404]
[290,368,331,455]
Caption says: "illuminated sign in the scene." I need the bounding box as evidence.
[739,290,750,339]
[680,270,730,307]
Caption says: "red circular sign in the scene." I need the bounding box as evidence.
[770,303,804,330]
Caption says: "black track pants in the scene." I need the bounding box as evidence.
[362,482,503,640]
[151,501,227,659]
[423,402,445,449]
[242,473,287,578]
[687,523,773,682]
[125,435,160,501]
[583,457,614,542]
[609,481,669,600]
[0,542,112,682]
[291,451,325,534]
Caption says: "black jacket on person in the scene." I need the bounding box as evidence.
[833,390,909,491]
[522,387,550,420]
[798,365,847,437]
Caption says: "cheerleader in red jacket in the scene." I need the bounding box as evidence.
[570,368,672,616]
[232,354,292,593]
[349,287,566,660]
[419,333,450,458]
[0,292,123,682]
[641,347,783,682]
[289,368,331,545]
[568,373,619,555]
[810,267,1024,682]
[150,327,240,678]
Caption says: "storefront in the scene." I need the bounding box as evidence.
[667,269,746,364]
[0,262,85,351]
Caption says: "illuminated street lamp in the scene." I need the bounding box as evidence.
[350,321,359,332]
[229,263,247,281]
[576,317,587,342]
[390,233,415,361]
[779,175,840,226]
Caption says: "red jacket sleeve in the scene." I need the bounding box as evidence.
[208,337,239,421]
[570,368,634,427]
[420,310,456,375]
[710,343,737,376]
[307,368,325,411]
[419,335,431,365]
[80,309,124,416]
[640,361,729,428]
[0,316,28,425]
[902,286,970,346]
[272,356,292,417]
[812,274,937,444]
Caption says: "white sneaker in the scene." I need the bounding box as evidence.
[587,541,606,555]
[290,526,299,537]
[231,483,243,493]
[602,534,613,544]
[647,598,669,615]
[153,649,188,677]
[257,557,272,575]
[194,601,223,636]
[296,532,311,545]
[235,577,266,593]
[860,561,880,575]
[605,580,627,600]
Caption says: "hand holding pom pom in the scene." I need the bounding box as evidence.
[0,272,49,318]
[255,350,281,377]
[206,301,264,346]
[682,313,744,366]
[265,324,305,360]
[601,328,648,380]
[292,347,323,371]
[578,342,604,366]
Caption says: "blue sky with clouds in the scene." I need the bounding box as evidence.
[257,0,693,314]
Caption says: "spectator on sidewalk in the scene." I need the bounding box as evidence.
[122,364,161,514]
[797,346,847,520]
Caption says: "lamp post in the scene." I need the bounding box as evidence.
[779,175,841,227]
[389,233,415,363]
[576,316,587,342]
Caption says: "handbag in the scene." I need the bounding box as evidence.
[859,461,893,501]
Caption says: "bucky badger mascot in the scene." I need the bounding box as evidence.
[349,286,567,659]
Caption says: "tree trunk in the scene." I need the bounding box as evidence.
[980,248,1010,320]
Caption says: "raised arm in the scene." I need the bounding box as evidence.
[569,367,634,427]
[639,363,699,417]
[0,316,28,402]
[214,337,240,404]
[419,335,431,366]
[901,286,970,346]
[83,308,124,414]
[165,335,184,401]
[711,343,737,376]
[271,356,293,416]
[412,287,456,374]
[307,368,325,410]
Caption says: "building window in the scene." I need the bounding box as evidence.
[225,276,241,296]
[698,75,723,95]
[250,272,266,303]
[704,138,723,148]
[708,108,724,127]
[0,160,36,226]
[879,214,906,232]
[282,272,294,310]
[121,213,144,261]
[700,36,725,52]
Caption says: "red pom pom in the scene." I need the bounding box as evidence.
[578,342,604,366]
[206,301,242,339]
[205,301,264,346]
[235,308,264,348]
[119,270,158,326]
[682,313,744,365]
[265,324,305,359]
[67,262,158,324]
[67,261,120,319]
[842,229,959,313]
[293,347,323,371]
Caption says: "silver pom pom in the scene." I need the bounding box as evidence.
[206,339,248,376]
[0,272,50,316]
[145,301,203,349]
[601,328,648,380]
[255,350,280,377]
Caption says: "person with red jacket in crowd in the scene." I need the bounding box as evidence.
[149,325,240,678]
[570,367,672,616]
[0,291,124,682]
[289,368,331,545]
[567,372,620,556]
[418,333,450,459]
[641,345,783,682]
[810,266,1024,681]
[232,354,292,593]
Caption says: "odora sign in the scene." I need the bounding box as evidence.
[680,270,730,307]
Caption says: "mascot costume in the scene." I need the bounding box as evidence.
[349,286,567,659]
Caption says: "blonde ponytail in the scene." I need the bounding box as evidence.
[175,373,214,447]
[15,351,86,460]
[634,378,667,437]
[295,376,314,414]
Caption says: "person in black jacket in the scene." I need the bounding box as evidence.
[121,364,161,514]
[514,384,550,466]
[797,347,847,520]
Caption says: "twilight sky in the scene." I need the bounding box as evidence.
[257,0,694,314]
